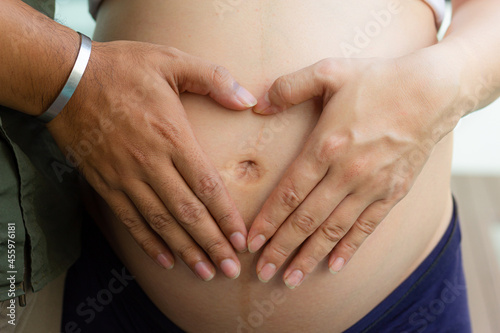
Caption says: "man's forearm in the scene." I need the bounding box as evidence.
[0,0,81,116]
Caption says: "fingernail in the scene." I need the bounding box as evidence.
[258,263,277,282]
[220,259,240,279]
[248,234,267,253]
[234,83,257,108]
[284,270,304,289]
[253,93,272,114]
[329,257,345,274]
[157,254,174,269]
[195,262,215,281]
[230,232,247,253]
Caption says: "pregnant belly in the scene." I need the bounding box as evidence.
[92,0,454,332]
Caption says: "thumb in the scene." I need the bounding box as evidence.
[253,58,344,115]
[170,49,257,110]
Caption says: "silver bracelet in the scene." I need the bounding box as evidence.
[38,32,92,123]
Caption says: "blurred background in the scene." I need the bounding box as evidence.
[55,0,500,331]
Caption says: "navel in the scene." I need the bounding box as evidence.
[234,160,262,181]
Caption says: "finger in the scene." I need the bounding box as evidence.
[281,195,370,288]
[253,58,346,114]
[170,134,248,253]
[98,187,176,271]
[254,175,347,283]
[124,181,230,281]
[165,48,257,109]
[328,200,392,274]
[142,164,243,279]
[247,148,327,253]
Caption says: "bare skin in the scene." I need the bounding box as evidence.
[87,0,475,331]
[248,0,500,286]
[1,0,258,281]
[3,0,499,331]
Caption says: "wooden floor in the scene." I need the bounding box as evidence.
[451,175,500,333]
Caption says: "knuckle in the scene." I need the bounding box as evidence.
[163,46,182,58]
[314,58,337,80]
[311,242,333,263]
[177,201,205,227]
[301,255,321,274]
[292,213,317,235]
[341,239,359,254]
[278,181,301,209]
[211,65,232,87]
[269,243,290,261]
[197,174,223,198]
[159,46,183,76]
[204,238,227,256]
[321,224,346,243]
[316,135,347,164]
[261,215,281,230]
[217,211,236,229]
[137,237,159,255]
[355,217,378,236]
[159,47,183,68]
[120,216,143,233]
[274,76,294,102]
[176,244,199,263]
[149,213,174,232]
[389,177,411,201]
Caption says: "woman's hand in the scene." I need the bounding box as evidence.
[247,56,460,288]
[47,41,257,281]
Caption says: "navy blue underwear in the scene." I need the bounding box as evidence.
[344,198,472,333]
[61,199,471,333]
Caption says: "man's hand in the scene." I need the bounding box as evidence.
[247,56,459,288]
[47,41,257,281]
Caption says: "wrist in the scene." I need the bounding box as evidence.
[47,40,105,129]
[38,31,83,116]
[394,46,465,142]
[39,33,92,123]
[408,37,500,117]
